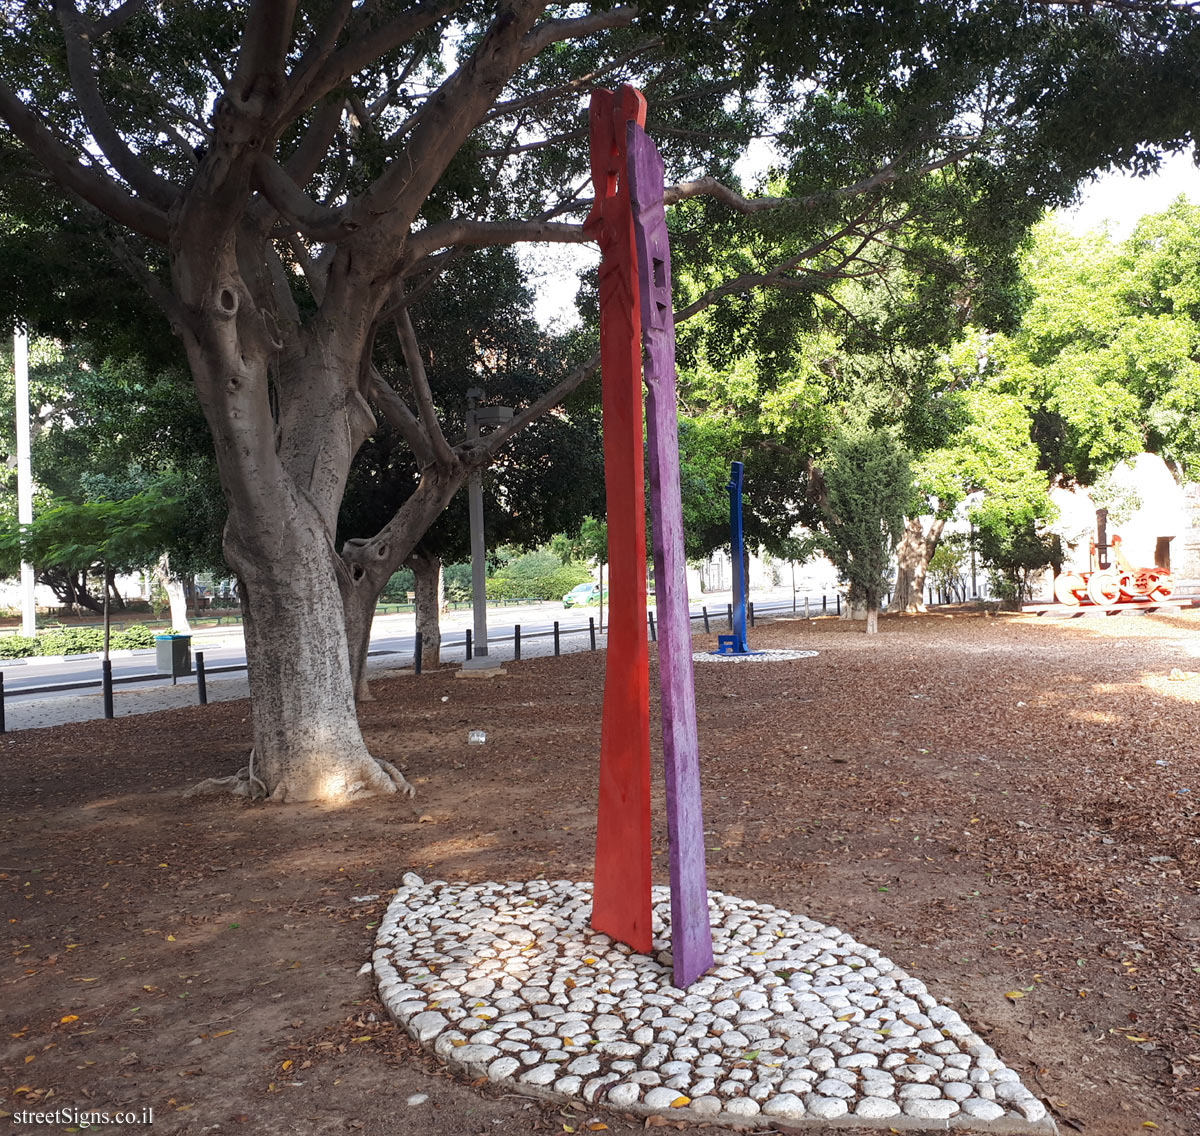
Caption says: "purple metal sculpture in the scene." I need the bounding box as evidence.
[627,120,714,988]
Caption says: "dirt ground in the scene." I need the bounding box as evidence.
[2,609,1198,1136]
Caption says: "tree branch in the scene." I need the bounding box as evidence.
[55,0,181,209]
[517,7,639,65]
[253,152,356,239]
[283,97,344,185]
[393,307,456,468]
[283,0,463,121]
[481,352,600,459]
[406,218,586,262]
[663,147,977,213]
[0,79,169,243]
[368,369,434,467]
[90,0,150,37]
[229,0,298,111]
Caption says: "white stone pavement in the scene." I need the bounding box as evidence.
[374,878,1056,1134]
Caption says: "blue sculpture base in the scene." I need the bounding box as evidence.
[713,634,764,656]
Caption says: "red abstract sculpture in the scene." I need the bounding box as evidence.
[587,85,653,954]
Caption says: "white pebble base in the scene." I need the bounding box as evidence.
[374,878,1056,1133]
[692,649,819,663]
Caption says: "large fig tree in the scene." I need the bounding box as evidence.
[2,0,1197,801]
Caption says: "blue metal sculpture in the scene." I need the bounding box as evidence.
[714,461,759,655]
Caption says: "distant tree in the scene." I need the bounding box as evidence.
[812,427,913,634]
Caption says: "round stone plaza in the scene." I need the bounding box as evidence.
[692,649,820,663]
[373,877,1056,1132]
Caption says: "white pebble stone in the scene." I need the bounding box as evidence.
[451,1044,501,1065]
[960,1098,1006,1121]
[761,1093,806,1118]
[488,1056,520,1081]
[520,1065,557,1086]
[943,1082,973,1101]
[805,1096,849,1119]
[1019,1098,1048,1122]
[689,1097,722,1116]
[899,1084,941,1100]
[606,1082,641,1107]
[855,1097,901,1119]
[904,1098,959,1119]
[643,1087,683,1109]
[994,1080,1034,1103]
[724,1097,761,1117]
[408,1011,449,1043]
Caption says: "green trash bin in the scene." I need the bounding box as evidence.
[155,634,192,678]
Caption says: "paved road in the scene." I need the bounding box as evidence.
[0,589,815,731]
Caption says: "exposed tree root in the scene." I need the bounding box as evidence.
[184,750,269,800]
[184,752,414,802]
[375,757,416,798]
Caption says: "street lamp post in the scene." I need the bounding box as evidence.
[14,329,36,637]
[463,387,512,671]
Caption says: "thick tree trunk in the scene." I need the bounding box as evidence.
[893,516,946,613]
[232,520,410,802]
[409,551,443,669]
[865,605,879,635]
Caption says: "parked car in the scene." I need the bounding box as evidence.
[562,582,608,608]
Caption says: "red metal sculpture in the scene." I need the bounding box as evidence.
[587,85,653,954]
[1054,509,1174,607]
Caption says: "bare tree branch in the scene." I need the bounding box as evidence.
[0,78,169,242]
[55,0,180,209]
[283,0,462,122]
[664,147,976,212]
[485,39,659,122]
[284,97,344,185]
[369,369,434,467]
[229,0,298,110]
[253,152,355,239]
[482,352,600,459]
[406,217,586,262]
[517,6,639,65]
[90,0,150,37]
[393,307,456,468]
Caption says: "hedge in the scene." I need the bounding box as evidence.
[0,623,158,659]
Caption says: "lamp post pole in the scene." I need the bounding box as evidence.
[14,329,36,637]
[463,387,512,671]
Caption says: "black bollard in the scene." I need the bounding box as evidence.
[727,603,733,630]
[102,658,114,719]
[553,621,561,656]
[514,624,521,661]
[464,628,472,661]
[414,631,423,675]
[836,594,841,615]
[648,611,656,641]
[196,651,208,705]
[748,601,755,627]
[0,671,5,734]
[702,606,710,634]
[823,594,828,613]
[589,617,596,650]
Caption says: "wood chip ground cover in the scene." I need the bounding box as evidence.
[0,610,1197,1135]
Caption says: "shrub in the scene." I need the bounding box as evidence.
[0,634,39,659]
[381,568,415,602]
[112,624,155,649]
[37,627,106,655]
[486,550,591,602]
[444,562,473,603]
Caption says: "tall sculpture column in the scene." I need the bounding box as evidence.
[587,86,653,954]
[627,121,714,987]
